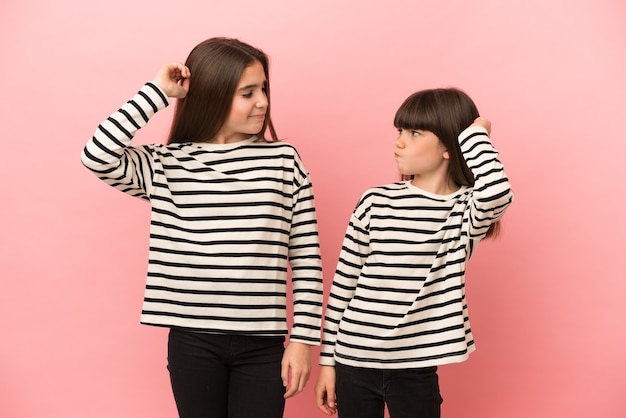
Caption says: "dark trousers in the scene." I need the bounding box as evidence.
[335,363,443,418]
[167,328,286,418]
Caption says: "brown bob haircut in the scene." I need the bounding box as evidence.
[394,88,500,238]
[167,37,277,144]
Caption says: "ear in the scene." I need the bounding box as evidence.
[443,150,450,160]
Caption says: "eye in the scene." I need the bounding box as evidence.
[411,130,420,137]
[242,91,253,98]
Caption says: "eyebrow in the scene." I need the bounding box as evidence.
[237,81,267,91]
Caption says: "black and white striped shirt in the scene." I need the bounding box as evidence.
[81,83,323,344]
[320,126,513,367]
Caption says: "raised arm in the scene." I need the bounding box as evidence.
[461,118,513,238]
[80,63,190,200]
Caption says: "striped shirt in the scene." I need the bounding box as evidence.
[319,126,513,368]
[81,83,323,344]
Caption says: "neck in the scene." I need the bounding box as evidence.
[410,175,459,195]
[211,133,254,144]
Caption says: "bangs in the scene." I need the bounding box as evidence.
[393,92,438,132]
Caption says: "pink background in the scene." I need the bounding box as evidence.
[1,0,625,417]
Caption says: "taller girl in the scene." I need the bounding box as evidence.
[81,38,323,418]
[315,88,513,418]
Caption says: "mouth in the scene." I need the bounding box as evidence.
[250,114,266,120]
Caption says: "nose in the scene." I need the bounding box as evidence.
[256,93,268,109]
[395,134,405,149]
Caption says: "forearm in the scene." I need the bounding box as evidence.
[82,83,168,171]
[319,216,367,365]
[81,83,168,198]
[459,126,514,232]
[289,179,324,344]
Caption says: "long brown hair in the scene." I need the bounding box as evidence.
[394,88,500,238]
[167,37,277,144]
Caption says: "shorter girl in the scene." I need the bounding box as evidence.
[314,88,513,418]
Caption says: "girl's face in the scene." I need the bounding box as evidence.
[394,128,450,184]
[217,60,268,143]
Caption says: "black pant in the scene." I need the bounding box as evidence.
[167,328,286,418]
[335,363,443,418]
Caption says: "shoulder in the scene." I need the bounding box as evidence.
[354,182,408,208]
[360,181,409,199]
[252,140,311,176]
[153,143,183,153]
[254,139,301,154]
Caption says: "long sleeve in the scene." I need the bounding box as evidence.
[81,82,169,200]
[81,86,323,338]
[287,156,324,344]
[459,126,514,239]
[316,128,513,370]
[319,194,372,366]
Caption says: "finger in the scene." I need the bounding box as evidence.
[318,404,333,416]
[167,63,187,82]
[297,368,310,394]
[284,388,297,398]
[280,360,289,388]
[172,63,190,79]
[179,78,190,98]
[327,392,337,410]
[315,391,333,416]
[285,366,305,398]
[323,399,337,416]
[284,382,298,398]
[315,389,325,408]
